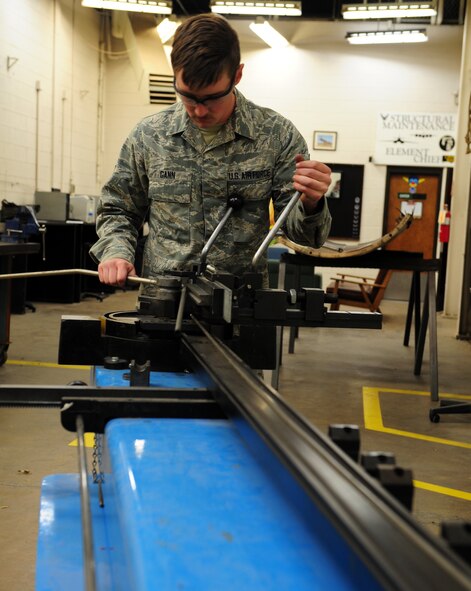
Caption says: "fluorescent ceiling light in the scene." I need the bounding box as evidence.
[249,20,290,47]
[156,17,179,43]
[211,1,302,16]
[81,0,172,14]
[342,2,437,20]
[346,28,428,44]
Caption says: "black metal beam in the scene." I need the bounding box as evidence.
[181,323,471,591]
[0,385,212,406]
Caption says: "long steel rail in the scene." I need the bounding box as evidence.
[183,317,471,591]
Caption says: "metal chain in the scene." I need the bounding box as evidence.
[92,433,105,508]
[92,433,104,484]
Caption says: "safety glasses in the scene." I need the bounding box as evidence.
[173,74,236,108]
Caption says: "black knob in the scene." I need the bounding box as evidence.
[227,194,244,211]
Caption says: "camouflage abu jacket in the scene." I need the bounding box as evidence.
[90,89,331,281]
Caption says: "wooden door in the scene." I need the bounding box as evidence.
[383,168,442,259]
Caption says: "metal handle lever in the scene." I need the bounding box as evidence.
[198,195,244,274]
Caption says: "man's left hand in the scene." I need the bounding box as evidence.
[293,155,332,214]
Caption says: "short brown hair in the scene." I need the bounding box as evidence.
[171,13,240,89]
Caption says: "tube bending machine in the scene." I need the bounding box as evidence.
[1,195,471,591]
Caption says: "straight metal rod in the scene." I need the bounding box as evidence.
[76,414,97,591]
[199,206,234,271]
[252,191,301,268]
[0,268,157,286]
[175,285,187,332]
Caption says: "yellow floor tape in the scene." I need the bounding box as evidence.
[414,480,471,502]
[363,386,471,501]
[363,387,471,449]
[69,433,95,448]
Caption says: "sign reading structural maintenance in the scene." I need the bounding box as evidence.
[374,112,456,167]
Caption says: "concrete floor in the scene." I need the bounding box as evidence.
[1,291,471,590]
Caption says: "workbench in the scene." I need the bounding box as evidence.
[273,250,440,400]
[0,241,40,364]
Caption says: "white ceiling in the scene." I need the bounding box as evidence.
[228,18,463,48]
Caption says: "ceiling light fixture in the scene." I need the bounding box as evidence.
[249,20,290,48]
[81,0,172,14]
[211,1,302,17]
[342,2,436,20]
[346,28,428,44]
[156,17,179,43]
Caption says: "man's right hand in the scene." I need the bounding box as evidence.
[98,258,136,287]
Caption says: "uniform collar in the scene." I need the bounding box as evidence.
[168,89,257,141]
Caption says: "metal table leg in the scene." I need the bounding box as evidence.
[427,271,439,402]
[271,259,287,390]
[413,272,439,402]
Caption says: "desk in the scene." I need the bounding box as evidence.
[275,250,440,401]
[0,242,40,364]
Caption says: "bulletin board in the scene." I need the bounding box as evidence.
[325,164,364,240]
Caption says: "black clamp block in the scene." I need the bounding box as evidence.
[302,288,326,322]
[360,451,396,476]
[254,289,287,320]
[376,465,414,511]
[58,315,104,365]
[328,424,360,462]
[441,521,471,566]
[129,359,151,387]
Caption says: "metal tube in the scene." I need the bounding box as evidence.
[175,284,187,332]
[199,207,234,272]
[76,414,97,591]
[252,191,301,268]
[0,268,157,286]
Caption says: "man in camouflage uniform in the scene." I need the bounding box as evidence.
[90,13,332,289]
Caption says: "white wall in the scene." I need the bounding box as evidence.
[0,0,101,204]
[102,12,171,179]
[444,10,471,319]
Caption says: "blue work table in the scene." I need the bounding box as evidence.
[37,416,381,591]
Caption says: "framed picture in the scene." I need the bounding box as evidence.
[313,131,337,151]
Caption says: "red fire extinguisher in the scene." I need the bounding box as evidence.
[438,204,451,243]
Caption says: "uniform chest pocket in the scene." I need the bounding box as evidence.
[227,175,272,244]
[149,171,192,243]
